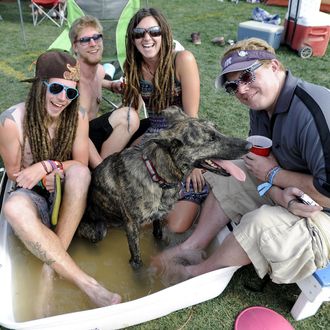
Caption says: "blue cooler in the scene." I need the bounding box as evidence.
[237,20,284,49]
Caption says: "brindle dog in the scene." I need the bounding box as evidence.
[78,107,251,269]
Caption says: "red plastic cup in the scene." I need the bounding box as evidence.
[247,135,272,156]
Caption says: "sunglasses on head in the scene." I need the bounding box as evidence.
[224,62,263,94]
[43,82,79,100]
[132,26,162,39]
[76,33,103,45]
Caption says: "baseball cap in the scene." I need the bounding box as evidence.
[22,51,80,82]
[215,49,276,88]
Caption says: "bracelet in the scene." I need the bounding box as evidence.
[48,160,57,171]
[54,160,64,171]
[265,166,279,182]
[257,166,282,197]
[41,161,51,174]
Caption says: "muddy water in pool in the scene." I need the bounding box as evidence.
[9,226,183,322]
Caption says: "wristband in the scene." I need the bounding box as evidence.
[54,160,64,171]
[257,166,281,197]
[41,161,51,174]
[48,160,57,171]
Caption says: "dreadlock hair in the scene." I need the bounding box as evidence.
[123,7,175,113]
[22,79,79,164]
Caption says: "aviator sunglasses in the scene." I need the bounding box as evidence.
[224,62,263,94]
[43,82,79,100]
[76,33,103,45]
[132,26,162,39]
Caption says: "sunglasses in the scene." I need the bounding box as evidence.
[43,82,79,100]
[224,62,263,94]
[132,26,162,39]
[76,33,103,45]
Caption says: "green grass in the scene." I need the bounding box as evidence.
[0,0,330,329]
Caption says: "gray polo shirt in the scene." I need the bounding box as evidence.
[249,71,330,197]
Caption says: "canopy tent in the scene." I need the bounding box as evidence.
[48,0,141,69]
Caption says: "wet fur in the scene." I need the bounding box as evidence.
[77,107,249,269]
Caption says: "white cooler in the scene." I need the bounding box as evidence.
[237,20,284,49]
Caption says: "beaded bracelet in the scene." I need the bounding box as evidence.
[48,160,57,171]
[41,161,51,174]
[257,166,282,197]
[54,160,64,171]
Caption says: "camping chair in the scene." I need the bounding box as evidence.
[31,0,67,27]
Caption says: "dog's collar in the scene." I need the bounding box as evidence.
[142,155,178,189]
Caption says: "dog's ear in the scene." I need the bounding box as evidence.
[160,106,188,124]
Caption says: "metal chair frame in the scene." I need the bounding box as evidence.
[31,0,67,27]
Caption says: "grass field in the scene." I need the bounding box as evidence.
[0,0,330,329]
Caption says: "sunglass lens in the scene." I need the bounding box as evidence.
[49,83,64,94]
[79,34,102,43]
[133,28,145,39]
[240,71,254,84]
[133,27,161,39]
[225,82,238,94]
[66,88,79,100]
[149,27,161,37]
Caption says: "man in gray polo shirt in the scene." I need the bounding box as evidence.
[152,37,330,286]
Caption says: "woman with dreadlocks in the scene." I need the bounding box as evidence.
[0,51,121,308]
[121,7,207,234]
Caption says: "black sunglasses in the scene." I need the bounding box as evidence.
[224,62,263,94]
[76,33,103,45]
[132,26,162,39]
[44,82,79,100]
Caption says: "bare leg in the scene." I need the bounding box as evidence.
[54,164,90,250]
[158,234,251,286]
[4,196,121,307]
[186,234,251,277]
[166,200,200,233]
[150,192,229,274]
[100,107,140,159]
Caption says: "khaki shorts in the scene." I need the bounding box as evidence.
[204,160,330,284]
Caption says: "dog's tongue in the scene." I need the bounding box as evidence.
[213,160,246,181]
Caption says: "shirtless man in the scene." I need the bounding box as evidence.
[69,15,140,168]
[0,51,121,308]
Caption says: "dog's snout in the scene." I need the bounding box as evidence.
[246,142,253,151]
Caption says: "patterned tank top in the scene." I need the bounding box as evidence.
[139,78,182,134]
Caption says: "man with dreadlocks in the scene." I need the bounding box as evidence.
[0,51,121,307]
[69,15,140,169]
[120,7,207,234]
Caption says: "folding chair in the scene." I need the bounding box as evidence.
[31,0,67,27]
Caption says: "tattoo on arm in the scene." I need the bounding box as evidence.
[27,241,56,266]
[0,107,16,126]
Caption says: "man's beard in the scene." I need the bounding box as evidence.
[81,51,103,66]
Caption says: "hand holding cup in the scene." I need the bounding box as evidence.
[247,135,272,156]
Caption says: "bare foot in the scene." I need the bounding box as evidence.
[150,245,205,270]
[82,279,122,307]
[34,264,56,318]
[149,246,205,286]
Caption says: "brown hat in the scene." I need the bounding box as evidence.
[23,51,80,82]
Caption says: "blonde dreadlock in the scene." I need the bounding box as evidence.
[23,80,79,164]
[123,8,175,113]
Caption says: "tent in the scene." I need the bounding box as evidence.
[48,0,141,69]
